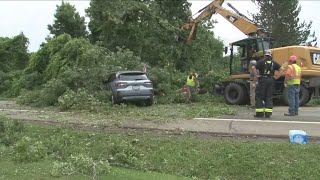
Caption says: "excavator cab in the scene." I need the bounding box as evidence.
[229,37,271,75]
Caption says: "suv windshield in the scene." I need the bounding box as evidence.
[119,73,148,81]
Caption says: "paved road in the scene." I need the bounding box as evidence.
[123,106,320,138]
[0,100,319,139]
[220,106,320,122]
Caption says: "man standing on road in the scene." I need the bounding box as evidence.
[284,55,301,116]
[254,50,282,118]
[249,60,258,107]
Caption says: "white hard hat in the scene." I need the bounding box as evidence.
[265,50,272,56]
[250,60,257,65]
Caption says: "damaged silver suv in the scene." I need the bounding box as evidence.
[106,71,154,105]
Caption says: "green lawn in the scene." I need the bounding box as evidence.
[0,95,237,126]
[76,94,236,122]
[0,158,189,180]
[100,167,189,180]
[1,120,320,180]
[92,100,236,121]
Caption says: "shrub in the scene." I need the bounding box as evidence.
[43,130,77,160]
[51,154,111,177]
[0,70,24,97]
[20,72,44,90]
[11,33,230,107]
[16,89,41,106]
[147,66,185,96]
[17,78,67,107]
[198,69,229,93]
[1,134,16,146]
[36,79,68,107]
[13,136,48,162]
[0,144,11,158]
[94,90,112,103]
[9,120,25,133]
[59,67,110,93]
[57,89,78,110]
[51,162,75,176]
[0,120,4,133]
[58,88,108,111]
[0,119,24,146]
[0,71,11,94]
[107,140,145,168]
[155,91,188,104]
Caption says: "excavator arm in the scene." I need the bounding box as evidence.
[181,0,225,43]
[182,0,267,44]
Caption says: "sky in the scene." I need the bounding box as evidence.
[0,0,319,52]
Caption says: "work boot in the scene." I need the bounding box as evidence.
[265,112,272,118]
[284,113,295,116]
[254,112,264,118]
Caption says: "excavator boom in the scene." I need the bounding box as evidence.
[182,0,267,44]
[181,0,224,44]
[216,4,257,36]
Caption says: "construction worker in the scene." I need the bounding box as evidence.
[254,50,282,118]
[186,72,198,102]
[248,45,257,60]
[284,55,301,116]
[249,60,258,107]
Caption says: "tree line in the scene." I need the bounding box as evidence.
[0,0,315,109]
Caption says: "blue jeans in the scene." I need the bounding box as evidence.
[287,84,300,114]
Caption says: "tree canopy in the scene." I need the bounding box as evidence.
[86,0,224,72]
[0,33,29,72]
[252,0,315,47]
[48,1,87,38]
[0,0,228,107]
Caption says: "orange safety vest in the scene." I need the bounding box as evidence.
[287,64,301,85]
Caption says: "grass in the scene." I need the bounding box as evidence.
[100,100,235,121]
[1,120,320,180]
[0,158,189,180]
[102,167,189,180]
[0,94,236,126]
[308,98,320,106]
[73,94,236,123]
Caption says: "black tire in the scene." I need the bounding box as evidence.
[145,97,153,106]
[282,85,310,106]
[224,83,247,105]
[111,94,120,105]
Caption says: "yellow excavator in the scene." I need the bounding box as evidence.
[181,0,268,43]
[182,0,320,106]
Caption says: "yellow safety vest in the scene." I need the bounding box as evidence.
[287,64,301,85]
[186,76,195,86]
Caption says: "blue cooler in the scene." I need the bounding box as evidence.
[289,130,308,144]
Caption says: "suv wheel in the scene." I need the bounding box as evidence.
[111,95,120,105]
[145,97,153,106]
